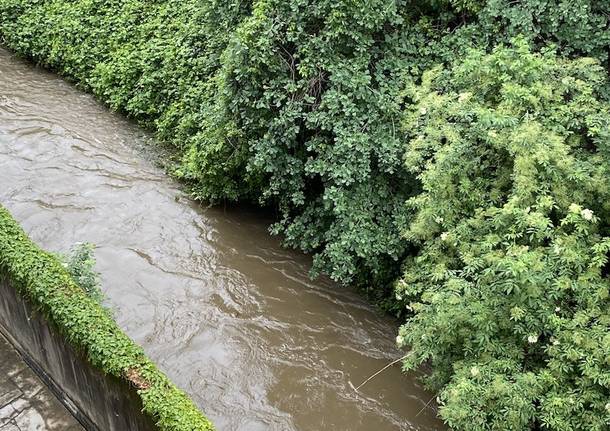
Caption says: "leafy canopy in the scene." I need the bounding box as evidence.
[1,0,608,292]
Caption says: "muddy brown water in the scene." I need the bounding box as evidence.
[0,47,445,431]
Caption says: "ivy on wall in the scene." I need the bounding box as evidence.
[0,206,215,431]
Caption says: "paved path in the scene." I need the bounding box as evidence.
[0,333,84,431]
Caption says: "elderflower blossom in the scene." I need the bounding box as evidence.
[434,216,444,224]
[440,232,449,241]
[420,107,428,115]
[605,402,610,412]
[528,334,538,344]
[470,366,480,377]
[396,335,405,346]
[555,307,561,312]
[581,208,594,221]
[458,92,471,103]
[568,203,582,214]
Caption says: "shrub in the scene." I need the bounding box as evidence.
[396,40,610,430]
[59,243,104,303]
[458,0,610,63]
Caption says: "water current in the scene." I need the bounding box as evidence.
[0,47,445,431]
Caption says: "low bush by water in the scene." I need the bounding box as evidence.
[59,242,105,304]
[396,41,610,430]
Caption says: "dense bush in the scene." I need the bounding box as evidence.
[185,0,417,288]
[442,0,610,63]
[395,41,610,430]
[1,0,608,292]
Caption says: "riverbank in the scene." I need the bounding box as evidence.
[0,46,444,430]
[0,205,215,431]
[2,1,608,430]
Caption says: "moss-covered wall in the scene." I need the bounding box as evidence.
[0,205,215,431]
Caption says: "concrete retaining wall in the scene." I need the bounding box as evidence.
[0,275,158,431]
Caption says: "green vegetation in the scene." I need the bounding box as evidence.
[59,243,104,303]
[0,206,214,431]
[396,41,610,430]
[0,0,607,290]
[0,1,609,429]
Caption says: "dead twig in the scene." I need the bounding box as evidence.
[355,353,410,391]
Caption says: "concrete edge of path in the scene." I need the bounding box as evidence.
[0,329,85,431]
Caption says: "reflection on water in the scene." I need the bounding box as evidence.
[0,47,445,431]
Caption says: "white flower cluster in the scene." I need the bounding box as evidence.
[568,203,594,221]
[396,335,405,346]
[581,208,594,221]
[458,92,471,103]
[527,334,538,344]
[568,203,582,214]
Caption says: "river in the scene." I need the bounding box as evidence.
[0,47,444,431]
